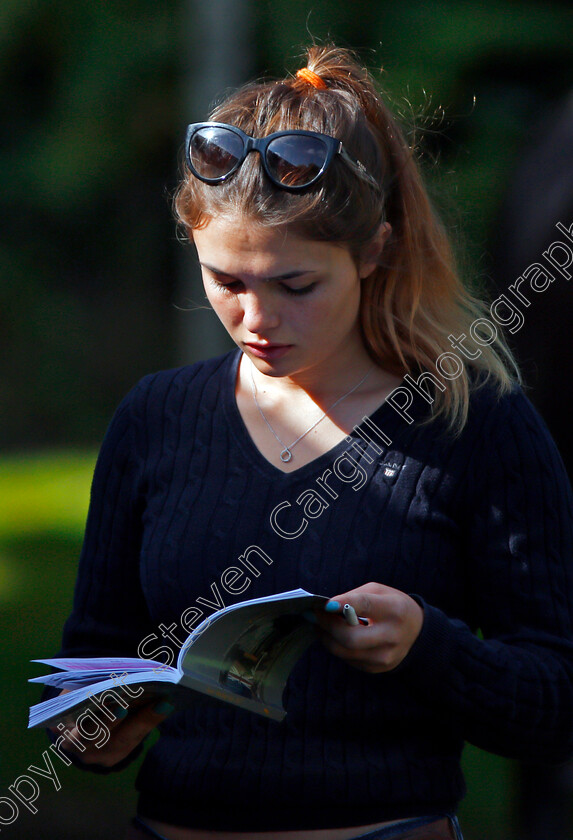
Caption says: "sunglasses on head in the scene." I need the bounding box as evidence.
[185,122,379,192]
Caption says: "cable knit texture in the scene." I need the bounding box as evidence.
[56,349,573,830]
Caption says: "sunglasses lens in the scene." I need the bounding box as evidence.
[188,127,244,180]
[266,136,329,187]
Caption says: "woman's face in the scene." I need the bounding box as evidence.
[192,215,380,382]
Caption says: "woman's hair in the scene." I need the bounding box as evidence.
[175,44,519,434]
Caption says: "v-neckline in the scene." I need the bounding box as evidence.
[222,349,409,481]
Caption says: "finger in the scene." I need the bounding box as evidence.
[315,621,383,652]
[110,699,175,753]
[53,704,129,755]
[54,701,128,734]
[317,630,397,672]
[316,606,384,646]
[318,633,387,668]
[58,699,174,765]
[325,585,394,621]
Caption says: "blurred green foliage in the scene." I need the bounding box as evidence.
[1,0,181,449]
[2,0,572,450]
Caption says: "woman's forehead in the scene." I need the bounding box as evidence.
[193,216,352,276]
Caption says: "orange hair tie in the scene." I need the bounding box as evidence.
[296,67,328,90]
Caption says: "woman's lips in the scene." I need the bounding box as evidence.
[244,342,293,360]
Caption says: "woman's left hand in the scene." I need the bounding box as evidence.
[314,582,424,673]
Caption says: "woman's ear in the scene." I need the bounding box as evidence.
[359,222,392,279]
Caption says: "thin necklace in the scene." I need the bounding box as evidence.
[249,360,372,463]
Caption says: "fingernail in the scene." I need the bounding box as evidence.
[153,701,175,716]
[114,707,129,719]
[325,600,341,612]
[302,610,318,624]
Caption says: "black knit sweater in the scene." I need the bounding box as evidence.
[58,349,573,830]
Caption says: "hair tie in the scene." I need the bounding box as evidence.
[296,67,328,90]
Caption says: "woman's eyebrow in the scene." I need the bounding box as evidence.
[200,263,316,282]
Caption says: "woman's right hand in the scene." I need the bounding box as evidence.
[50,691,174,768]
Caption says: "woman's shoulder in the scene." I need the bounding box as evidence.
[406,367,563,473]
[465,369,549,437]
[138,347,238,392]
[459,369,569,479]
[103,348,239,443]
[121,347,238,408]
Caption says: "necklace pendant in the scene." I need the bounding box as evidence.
[249,357,373,469]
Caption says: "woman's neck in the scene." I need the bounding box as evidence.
[244,344,380,408]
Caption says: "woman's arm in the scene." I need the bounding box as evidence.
[48,376,168,770]
[59,382,152,659]
[316,386,573,763]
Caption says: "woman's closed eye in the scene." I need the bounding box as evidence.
[281,282,317,296]
[208,278,243,295]
[208,276,317,297]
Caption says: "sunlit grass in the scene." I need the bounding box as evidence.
[0,450,96,539]
[0,451,95,604]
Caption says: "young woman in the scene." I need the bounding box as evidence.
[52,45,573,840]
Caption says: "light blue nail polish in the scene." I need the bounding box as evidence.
[302,610,318,624]
[325,600,341,612]
[153,701,175,716]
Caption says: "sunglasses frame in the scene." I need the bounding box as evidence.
[185,122,378,192]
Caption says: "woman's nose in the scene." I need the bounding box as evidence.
[241,291,280,333]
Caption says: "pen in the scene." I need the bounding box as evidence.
[343,603,366,626]
[325,600,369,625]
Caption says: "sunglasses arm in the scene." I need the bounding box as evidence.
[337,143,382,192]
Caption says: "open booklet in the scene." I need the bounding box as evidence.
[29,588,328,726]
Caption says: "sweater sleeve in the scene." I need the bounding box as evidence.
[59,380,153,659]
[47,379,154,772]
[399,385,573,763]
